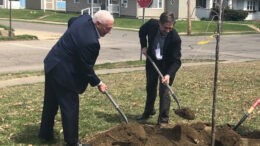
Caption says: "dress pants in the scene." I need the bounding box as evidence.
[39,72,79,144]
[144,59,171,122]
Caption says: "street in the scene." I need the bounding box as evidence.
[0,20,260,73]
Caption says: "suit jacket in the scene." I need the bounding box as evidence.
[44,14,100,94]
[139,19,182,82]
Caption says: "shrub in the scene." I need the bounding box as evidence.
[210,7,248,21]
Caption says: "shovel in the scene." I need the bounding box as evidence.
[146,55,195,120]
[104,90,128,124]
[230,97,260,131]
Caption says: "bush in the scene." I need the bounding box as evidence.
[200,17,211,21]
[210,7,248,21]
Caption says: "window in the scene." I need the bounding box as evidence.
[109,0,118,4]
[121,0,127,8]
[74,0,79,3]
[247,1,256,11]
[0,0,3,5]
[196,0,206,8]
[88,0,99,4]
[149,0,162,9]
[259,1,260,11]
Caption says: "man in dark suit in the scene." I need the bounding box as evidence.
[39,10,114,145]
[137,12,182,125]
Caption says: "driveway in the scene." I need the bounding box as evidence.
[0,20,260,73]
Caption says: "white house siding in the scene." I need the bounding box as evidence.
[206,0,212,9]
[137,8,164,18]
[0,0,5,8]
[7,0,20,9]
[137,0,164,18]
[236,0,244,9]
[120,0,136,17]
[177,0,187,19]
[66,0,100,13]
[178,0,196,20]
[0,0,21,9]
[165,0,179,19]
[246,11,260,19]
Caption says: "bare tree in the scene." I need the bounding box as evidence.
[211,0,224,145]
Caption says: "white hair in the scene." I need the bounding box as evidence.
[93,10,114,24]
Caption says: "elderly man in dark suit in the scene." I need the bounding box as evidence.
[137,12,182,125]
[39,10,114,146]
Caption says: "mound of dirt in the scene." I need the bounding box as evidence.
[82,122,246,146]
[174,107,195,120]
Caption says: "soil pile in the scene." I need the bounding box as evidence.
[82,122,243,146]
[174,107,195,120]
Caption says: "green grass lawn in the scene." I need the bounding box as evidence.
[0,61,259,145]
[0,24,10,30]
[227,20,260,30]
[0,24,37,40]
[0,9,50,19]
[0,35,38,41]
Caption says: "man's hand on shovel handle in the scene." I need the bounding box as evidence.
[98,82,107,93]
[142,47,148,56]
[162,74,170,84]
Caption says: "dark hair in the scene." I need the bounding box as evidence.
[159,12,175,24]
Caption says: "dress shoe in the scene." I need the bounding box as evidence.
[150,109,156,115]
[39,134,54,141]
[137,109,156,120]
[157,119,169,125]
[66,141,92,146]
[136,114,150,120]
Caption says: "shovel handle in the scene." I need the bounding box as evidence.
[233,97,260,130]
[146,55,182,109]
[104,90,129,124]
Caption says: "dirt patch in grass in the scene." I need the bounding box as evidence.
[81,122,259,146]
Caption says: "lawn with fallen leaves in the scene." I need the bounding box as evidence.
[0,61,259,145]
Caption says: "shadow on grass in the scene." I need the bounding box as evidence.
[12,125,63,145]
[232,125,260,139]
[95,111,156,125]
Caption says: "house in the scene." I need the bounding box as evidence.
[226,0,260,20]
[0,0,25,9]
[188,0,260,20]
[66,0,165,17]
[66,0,260,20]
[26,0,66,11]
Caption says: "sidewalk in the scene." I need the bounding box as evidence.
[0,61,245,88]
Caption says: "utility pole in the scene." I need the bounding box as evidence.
[43,0,46,13]
[9,0,12,38]
[187,0,191,35]
[211,0,224,145]
[91,0,94,17]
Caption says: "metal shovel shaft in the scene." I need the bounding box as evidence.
[233,97,260,130]
[104,90,128,124]
[147,55,182,109]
